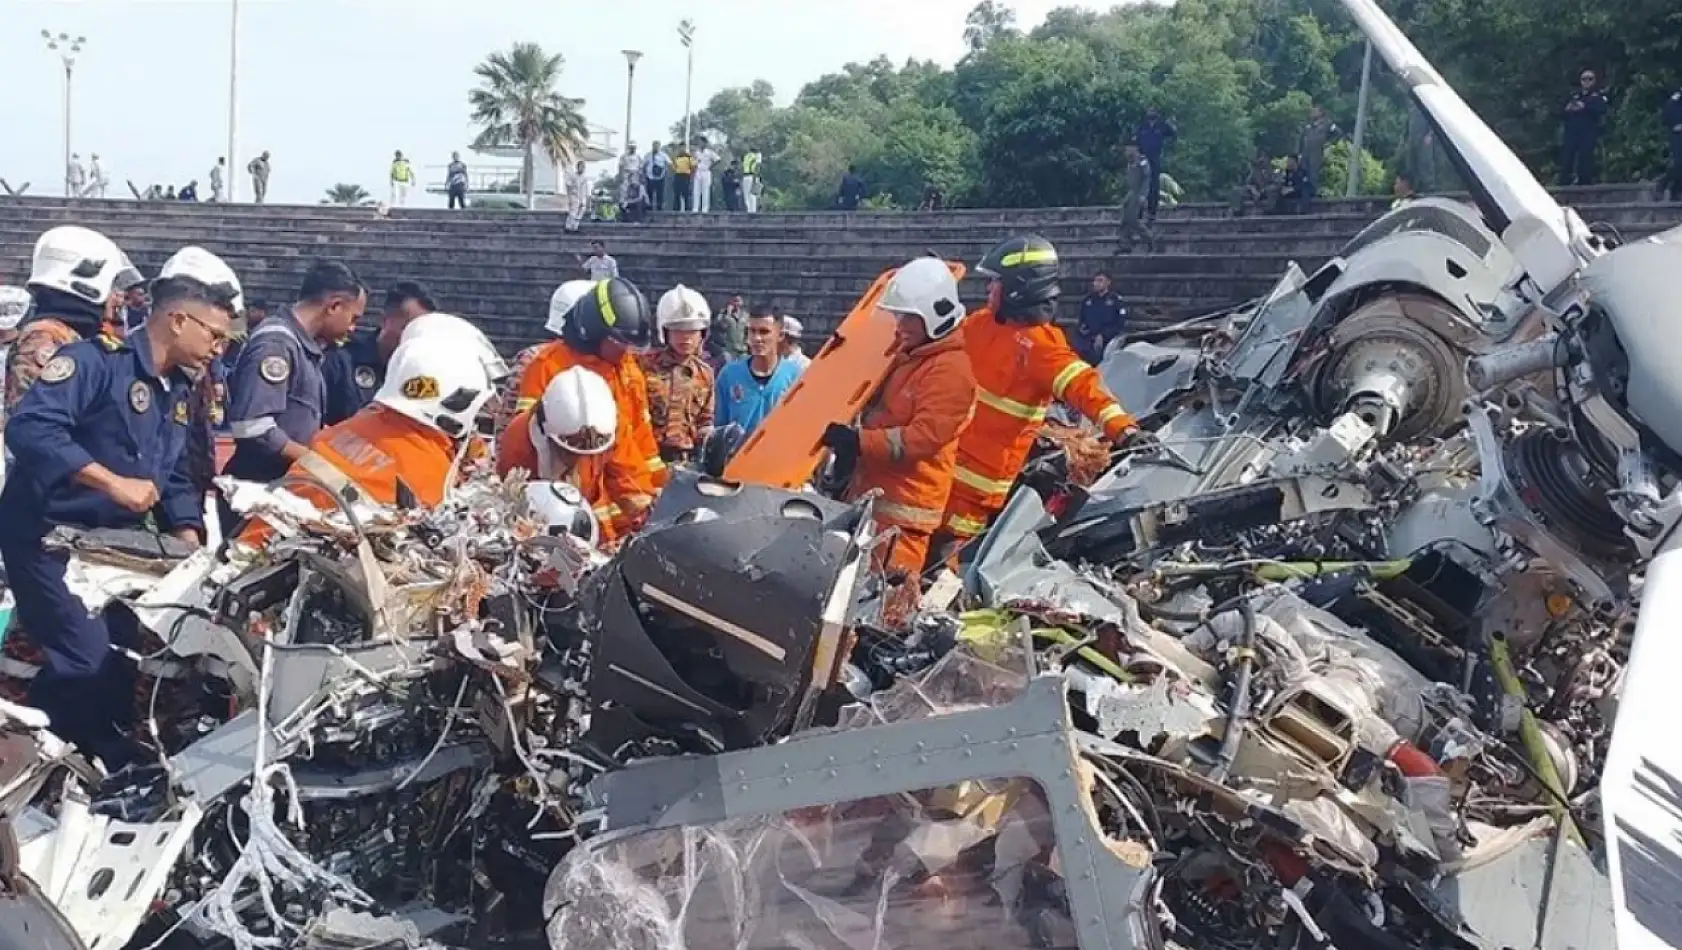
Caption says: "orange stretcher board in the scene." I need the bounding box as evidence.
[724,260,967,489]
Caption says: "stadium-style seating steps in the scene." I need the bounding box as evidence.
[0,184,1675,351]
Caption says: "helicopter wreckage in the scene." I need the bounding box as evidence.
[6,1,1682,948]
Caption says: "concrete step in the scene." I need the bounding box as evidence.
[9,194,1678,236]
[3,181,1659,223]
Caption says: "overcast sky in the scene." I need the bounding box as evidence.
[1,0,1105,206]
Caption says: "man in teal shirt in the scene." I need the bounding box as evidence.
[714,308,799,436]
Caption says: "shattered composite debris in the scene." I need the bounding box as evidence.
[7,0,1682,946]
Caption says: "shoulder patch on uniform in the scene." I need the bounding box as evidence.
[96,333,123,352]
[353,365,379,390]
[39,355,75,384]
[173,400,190,424]
[129,380,152,414]
[259,355,290,384]
[401,375,440,399]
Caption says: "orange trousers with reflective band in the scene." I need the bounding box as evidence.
[941,480,1001,542]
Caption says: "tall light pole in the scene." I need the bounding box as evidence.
[228,0,240,201]
[41,30,86,198]
[1347,39,1373,198]
[622,50,643,154]
[678,20,696,146]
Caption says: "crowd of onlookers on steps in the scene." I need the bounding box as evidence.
[43,71,1682,218]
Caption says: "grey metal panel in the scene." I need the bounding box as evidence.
[585,676,1156,950]
[1435,834,1616,950]
[1584,238,1682,458]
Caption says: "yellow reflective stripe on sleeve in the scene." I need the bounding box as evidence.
[975,387,1047,423]
[595,504,622,521]
[596,279,618,326]
[999,248,1058,267]
[953,465,1015,497]
[1098,404,1128,426]
[945,513,989,538]
[515,397,537,411]
[647,455,667,473]
[884,428,906,463]
[874,499,943,529]
[1051,360,1092,400]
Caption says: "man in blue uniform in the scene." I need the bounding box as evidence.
[224,260,365,487]
[1075,272,1127,364]
[1135,107,1178,222]
[0,269,236,767]
[321,280,435,425]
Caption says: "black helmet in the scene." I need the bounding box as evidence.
[700,422,746,479]
[562,277,653,351]
[976,234,1061,320]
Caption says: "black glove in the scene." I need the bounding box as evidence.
[1115,426,1160,454]
[822,423,861,458]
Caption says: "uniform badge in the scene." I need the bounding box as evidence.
[258,356,290,384]
[730,384,745,403]
[353,366,379,390]
[129,380,152,414]
[173,401,190,424]
[39,355,75,384]
[401,375,440,399]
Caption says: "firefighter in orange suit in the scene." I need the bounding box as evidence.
[933,234,1148,562]
[822,258,977,579]
[497,366,649,544]
[514,278,666,494]
[236,331,498,545]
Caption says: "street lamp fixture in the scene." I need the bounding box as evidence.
[622,50,644,155]
[42,30,88,198]
[678,20,696,146]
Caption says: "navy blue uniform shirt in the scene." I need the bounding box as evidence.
[224,308,326,483]
[0,328,201,541]
[321,326,384,426]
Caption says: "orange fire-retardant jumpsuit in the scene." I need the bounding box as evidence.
[844,327,977,576]
[515,340,667,492]
[941,309,1136,542]
[495,408,647,543]
[235,403,459,545]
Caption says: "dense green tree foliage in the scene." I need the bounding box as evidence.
[664,0,1680,210]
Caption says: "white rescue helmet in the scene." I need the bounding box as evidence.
[157,246,245,314]
[656,284,711,339]
[546,280,597,337]
[538,366,618,456]
[374,332,497,438]
[879,257,966,340]
[401,311,511,384]
[523,481,601,549]
[0,286,31,331]
[28,226,129,305]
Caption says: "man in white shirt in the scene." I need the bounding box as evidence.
[85,154,108,198]
[66,154,86,198]
[619,143,640,186]
[564,160,590,232]
[694,138,720,214]
[581,241,619,281]
[741,148,764,213]
[780,317,812,373]
[209,157,226,202]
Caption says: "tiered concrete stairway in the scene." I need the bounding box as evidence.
[0,185,1675,351]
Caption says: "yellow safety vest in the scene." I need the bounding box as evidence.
[742,152,761,176]
[391,160,413,183]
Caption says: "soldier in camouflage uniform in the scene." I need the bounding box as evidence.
[641,285,716,465]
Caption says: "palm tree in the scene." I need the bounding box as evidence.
[323,183,374,207]
[469,42,589,210]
